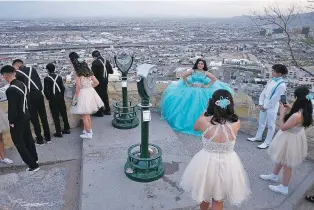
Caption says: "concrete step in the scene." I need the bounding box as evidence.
[80,113,314,210]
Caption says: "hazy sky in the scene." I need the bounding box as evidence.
[0,0,312,19]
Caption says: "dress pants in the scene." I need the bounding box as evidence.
[49,96,70,134]
[95,84,110,114]
[29,91,51,142]
[10,120,39,169]
[255,107,278,145]
[102,85,110,111]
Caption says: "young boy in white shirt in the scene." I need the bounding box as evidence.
[248,64,288,149]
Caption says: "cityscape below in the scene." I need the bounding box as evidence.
[0,16,313,104]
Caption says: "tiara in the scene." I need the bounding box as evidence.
[306,93,313,101]
[215,96,230,109]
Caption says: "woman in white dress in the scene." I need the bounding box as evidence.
[0,108,13,164]
[260,86,313,195]
[69,53,104,139]
[181,89,251,210]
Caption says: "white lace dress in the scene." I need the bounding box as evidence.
[268,125,307,168]
[180,123,251,206]
[70,76,104,115]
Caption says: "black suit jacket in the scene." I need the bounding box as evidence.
[16,65,43,92]
[43,73,65,101]
[91,59,113,86]
[6,79,30,125]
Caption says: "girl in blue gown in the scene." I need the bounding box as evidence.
[160,58,234,136]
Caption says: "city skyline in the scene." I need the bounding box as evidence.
[0,0,312,19]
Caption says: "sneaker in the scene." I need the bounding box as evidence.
[0,158,13,164]
[26,167,40,172]
[247,137,262,142]
[80,132,93,139]
[269,184,288,195]
[258,142,269,149]
[260,174,279,183]
[82,130,93,135]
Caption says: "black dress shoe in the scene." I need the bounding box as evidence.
[36,141,44,146]
[36,138,44,145]
[62,129,71,134]
[53,133,63,138]
[92,112,104,117]
[45,137,52,143]
[103,109,111,115]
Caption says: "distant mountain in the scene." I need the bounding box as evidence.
[212,12,314,26]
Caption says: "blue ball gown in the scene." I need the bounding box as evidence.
[160,70,234,136]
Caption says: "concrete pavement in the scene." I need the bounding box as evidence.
[81,112,314,210]
[0,129,82,170]
[0,127,83,210]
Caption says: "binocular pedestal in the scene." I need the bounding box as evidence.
[112,74,139,129]
[124,98,164,182]
[124,64,164,182]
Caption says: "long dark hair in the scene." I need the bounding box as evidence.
[69,52,79,64]
[92,50,105,63]
[72,58,94,77]
[192,58,208,71]
[284,86,313,128]
[204,89,238,124]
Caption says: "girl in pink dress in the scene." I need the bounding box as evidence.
[260,86,313,196]
[69,53,104,139]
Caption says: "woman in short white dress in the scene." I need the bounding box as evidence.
[260,86,313,196]
[0,107,13,164]
[69,52,104,139]
[181,89,251,210]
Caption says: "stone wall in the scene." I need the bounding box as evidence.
[107,81,255,116]
[2,98,81,149]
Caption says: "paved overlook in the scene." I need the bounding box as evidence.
[0,112,314,210]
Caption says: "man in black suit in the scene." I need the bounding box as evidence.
[44,63,70,138]
[91,50,113,116]
[1,65,39,172]
[12,59,50,145]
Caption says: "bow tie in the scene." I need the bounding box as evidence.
[272,77,282,82]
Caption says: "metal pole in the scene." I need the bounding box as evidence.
[121,73,128,118]
[140,98,150,158]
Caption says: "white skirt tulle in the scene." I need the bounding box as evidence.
[0,108,9,133]
[180,149,251,206]
[268,129,308,168]
[70,87,104,115]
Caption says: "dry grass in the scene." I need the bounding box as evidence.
[235,107,250,118]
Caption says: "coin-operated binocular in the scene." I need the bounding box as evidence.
[112,51,139,129]
[124,64,164,182]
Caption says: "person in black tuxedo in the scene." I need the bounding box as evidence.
[1,65,39,172]
[91,50,113,116]
[44,63,70,138]
[12,59,51,145]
